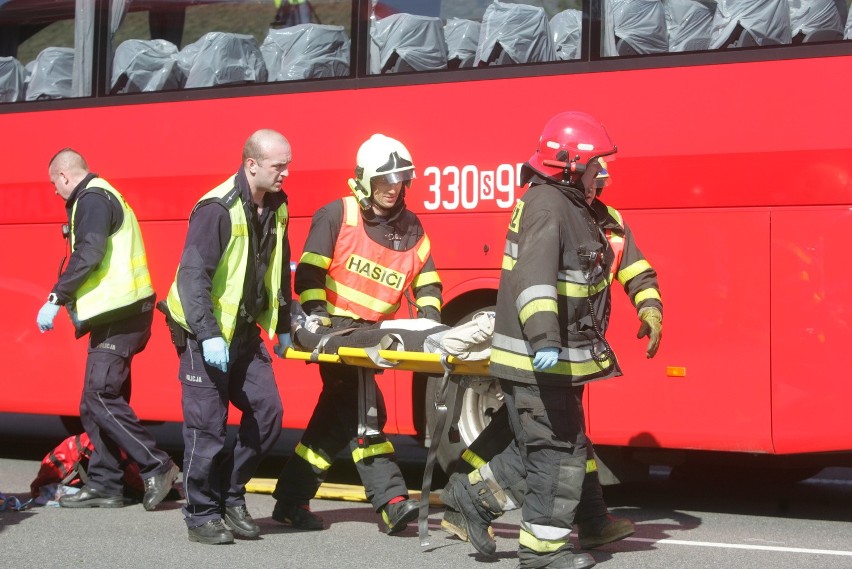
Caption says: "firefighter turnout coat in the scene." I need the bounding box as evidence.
[489,179,661,385]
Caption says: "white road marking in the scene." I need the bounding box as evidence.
[625,537,852,556]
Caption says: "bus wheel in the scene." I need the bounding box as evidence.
[424,374,504,475]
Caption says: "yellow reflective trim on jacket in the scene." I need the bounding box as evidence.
[295,442,332,471]
[606,205,623,226]
[502,255,515,270]
[462,449,487,470]
[71,179,154,321]
[490,347,614,378]
[417,295,442,311]
[519,298,558,325]
[342,195,359,226]
[299,288,327,304]
[617,259,652,284]
[325,276,398,316]
[587,458,597,473]
[633,288,661,304]
[412,270,441,288]
[557,278,609,298]
[519,528,568,553]
[351,440,395,463]
[300,251,331,269]
[416,235,431,262]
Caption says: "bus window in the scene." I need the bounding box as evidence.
[367,0,582,75]
[109,0,354,95]
[0,0,82,102]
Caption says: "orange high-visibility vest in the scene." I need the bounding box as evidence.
[325,197,428,322]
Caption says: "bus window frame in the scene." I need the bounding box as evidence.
[2,0,852,115]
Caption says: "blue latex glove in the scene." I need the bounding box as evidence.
[532,347,560,371]
[37,302,61,333]
[273,333,292,358]
[201,336,229,372]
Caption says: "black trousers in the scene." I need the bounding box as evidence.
[81,309,173,495]
[178,326,283,528]
[273,362,408,511]
[454,386,607,523]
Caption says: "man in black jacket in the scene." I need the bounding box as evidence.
[38,148,178,512]
[165,129,293,544]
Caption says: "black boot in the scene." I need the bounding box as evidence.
[576,514,634,549]
[380,498,418,534]
[142,462,179,511]
[272,500,324,530]
[441,472,502,556]
[187,519,234,545]
[59,485,124,508]
[224,505,260,538]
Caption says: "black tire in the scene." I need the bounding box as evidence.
[423,306,503,474]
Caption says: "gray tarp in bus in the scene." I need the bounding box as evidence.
[664,0,716,52]
[111,39,183,94]
[177,32,268,88]
[788,0,847,41]
[26,47,74,101]
[550,9,583,60]
[444,18,480,68]
[603,0,669,57]
[370,13,448,74]
[261,24,350,81]
[475,1,556,65]
[0,56,25,102]
[708,0,793,48]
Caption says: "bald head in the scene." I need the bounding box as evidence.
[48,148,90,201]
[242,129,292,203]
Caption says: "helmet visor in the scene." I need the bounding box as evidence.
[373,168,415,186]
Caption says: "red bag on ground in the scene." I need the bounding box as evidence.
[30,433,144,498]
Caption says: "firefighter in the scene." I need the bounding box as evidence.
[440,112,662,569]
[271,133,443,534]
[164,129,292,544]
[37,148,179,511]
[441,166,662,554]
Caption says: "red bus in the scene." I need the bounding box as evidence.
[2,0,851,481]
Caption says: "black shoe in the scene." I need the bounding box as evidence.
[441,473,500,557]
[381,498,418,534]
[272,500,324,530]
[519,547,596,569]
[187,519,235,545]
[224,505,260,538]
[576,514,635,549]
[59,485,124,508]
[143,462,179,511]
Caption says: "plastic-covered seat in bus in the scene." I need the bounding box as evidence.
[604,0,669,56]
[111,39,184,94]
[847,7,852,39]
[177,32,268,88]
[550,9,583,60]
[0,56,25,103]
[25,47,74,101]
[475,1,556,66]
[261,24,350,81]
[665,0,716,51]
[444,18,481,69]
[788,0,846,43]
[369,13,448,74]
[708,0,792,49]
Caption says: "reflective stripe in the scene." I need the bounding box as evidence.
[516,284,557,310]
[490,346,614,377]
[557,277,608,298]
[300,251,331,269]
[326,277,399,315]
[522,521,571,540]
[502,255,515,270]
[462,449,486,470]
[342,196,359,226]
[416,235,431,262]
[295,442,332,471]
[587,458,597,473]
[299,288,327,304]
[556,267,588,284]
[633,288,661,304]
[519,528,569,553]
[519,298,558,325]
[617,259,652,284]
[492,333,607,363]
[412,270,441,288]
[606,205,623,226]
[416,295,442,311]
[351,440,395,463]
[504,240,518,259]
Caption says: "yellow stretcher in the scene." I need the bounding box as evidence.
[284,346,491,548]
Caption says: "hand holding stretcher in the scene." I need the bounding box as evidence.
[284,309,495,547]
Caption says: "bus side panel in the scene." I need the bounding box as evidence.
[771,208,852,454]
[587,209,773,453]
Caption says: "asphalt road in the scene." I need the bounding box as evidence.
[3,443,852,569]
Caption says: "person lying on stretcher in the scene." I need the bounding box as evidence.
[287,302,494,361]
